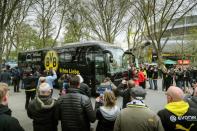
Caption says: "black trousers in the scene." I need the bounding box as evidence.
[139,81,145,89]
[25,91,36,109]
[13,79,20,92]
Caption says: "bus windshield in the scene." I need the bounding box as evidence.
[106,48,125,73]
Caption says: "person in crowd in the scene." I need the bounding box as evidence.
[118,80,136,108]
[184,86,197,109]
[121,80,136,108]
[37,69,57,95]
[138,68,146,89]
[117,79,128,96]
[0,67,11,85]
[0,83,24,131]
[23,72,38,109]
[143,67,147,89]
[114,87,164,131]
[27,83,58,131]
[78,74,91,97]
[98,77,117,96]
[55,75,96,131]
[158,86,197,131]
[133,75,139,86]
[147,66,153,89]
[183,68,190,88]
[58,74,66,95]
[95,90,120,131]
[12,67,21,92]
[175,68,184,89]
[152,66,159,90]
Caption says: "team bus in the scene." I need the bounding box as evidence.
[18,41,134,95]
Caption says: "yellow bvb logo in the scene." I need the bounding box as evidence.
[44,50,59,71]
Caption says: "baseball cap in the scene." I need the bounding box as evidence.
[130,87,146,100]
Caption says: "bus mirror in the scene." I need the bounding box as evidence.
[109,56,113,63]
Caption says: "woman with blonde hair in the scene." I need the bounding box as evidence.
[95,90,120,131]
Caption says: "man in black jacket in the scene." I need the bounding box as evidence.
[158,86,197,131]
[23,72,38,109]
[0,83,24,131]
[27,82,58,131]
[56,75,96,131]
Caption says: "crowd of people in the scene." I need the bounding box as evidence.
[0,64,197,131]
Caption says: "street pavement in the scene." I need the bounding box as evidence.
[8,79,166,131]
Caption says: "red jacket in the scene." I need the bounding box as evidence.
[138,71,145,83]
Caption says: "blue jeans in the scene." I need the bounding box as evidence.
[149,78,153,89]
[153,79,158,90]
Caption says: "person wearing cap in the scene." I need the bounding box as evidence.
[55,75,96,131]
[158,86,197,131]
[27,82,58,131]
[114,87,164,131]
[0,83,24,131]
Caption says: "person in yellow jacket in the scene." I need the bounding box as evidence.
[158,86,197,131]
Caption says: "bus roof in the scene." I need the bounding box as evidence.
[18,41,122,53]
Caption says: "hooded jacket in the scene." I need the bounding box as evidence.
[96,105,120,131]
[158,100,197,131]
[0,104,24,131]
[27,96,57,131]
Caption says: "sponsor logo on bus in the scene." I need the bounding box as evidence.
[44,50,59,71]
[59,68,80,74]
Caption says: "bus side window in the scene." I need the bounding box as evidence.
[85,46,96,64]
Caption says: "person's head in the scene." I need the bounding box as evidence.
[130,87,146,100]
[128,80,136,88]
[0,83,9,105]
[77,74,84,83]
[38,83,51,96]
[69,75,80,88]
[121,80,127,88]
[39,77,46,83]
[166,86,184,103]
[103,90,116,108]
[103,77,111,83]
[193,87,197,97]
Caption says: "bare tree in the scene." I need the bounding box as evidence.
[3,0,34,60]
[33,0,58,48]
[62,0,87,43]
[81,0,130,43]
[132,0,197,67]
[0,0,20,65]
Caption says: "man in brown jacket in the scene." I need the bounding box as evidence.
[113,87,164,131]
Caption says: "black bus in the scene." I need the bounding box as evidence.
[18,41,134,95]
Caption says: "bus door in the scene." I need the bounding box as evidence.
[95,54,105,84]
[122,51,135,79]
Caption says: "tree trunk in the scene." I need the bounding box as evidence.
[0,29,4,66]
[157,48,167,73]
